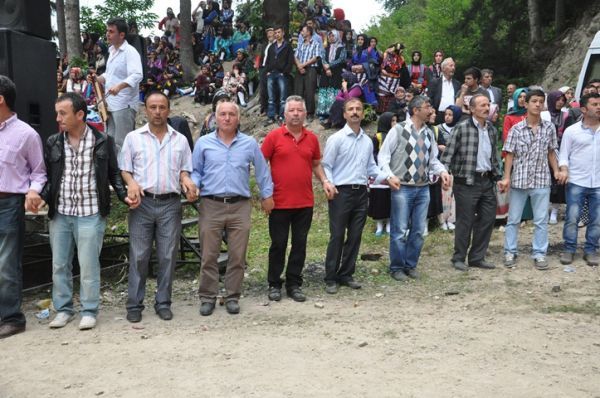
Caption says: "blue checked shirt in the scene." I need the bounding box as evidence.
[295,37,323,66]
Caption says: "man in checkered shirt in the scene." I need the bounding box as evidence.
[498,89,564,270]
[441,93,502,271]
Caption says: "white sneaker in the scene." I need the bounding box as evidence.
[549,209,558,225]
[79,316,97,330]
[49,312,75,328]
[441,222,449,231]
[446,221,455,230]
[422,225,429,236]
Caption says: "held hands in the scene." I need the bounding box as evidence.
[388,176,401,191]
[126,180,144,208]
[181,176,199,203]
[25,190,45,213]
[555,169,568,185]
[440,172,452,191]
[322,180,338,200]
[497,177,510,193]
[261,197,275,215]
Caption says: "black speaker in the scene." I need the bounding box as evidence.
[0,0,51,40]
[0,29,57,142]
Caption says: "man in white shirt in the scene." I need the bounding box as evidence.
[95,18,143,152]
[558,93,600,267]
[427,57,461,124]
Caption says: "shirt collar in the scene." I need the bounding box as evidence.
[283,125,307,139]
[343,123,364,137]
[472,117,487,130]
[405,117,428,134]
[0,113,18,131]
[140,122,177,137]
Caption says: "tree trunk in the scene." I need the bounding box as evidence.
[65,0,82,60]
[263,0,289,36]
[56,0,68,57]
[528,0,542,56]
[179,0,196,82]
[555,0,565,36]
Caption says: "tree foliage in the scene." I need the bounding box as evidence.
[80,0,158,35]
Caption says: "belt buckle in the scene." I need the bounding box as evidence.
[222,196,232,204]
[351,184,360,190]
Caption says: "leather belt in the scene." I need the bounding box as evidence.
[203,195,248,204]
[0,192,20,198]
[143,191,180,200]
[475,171,492,178]
[336,184,367,190]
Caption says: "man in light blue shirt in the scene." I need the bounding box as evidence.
[558,93,600,266]
[192,101,274,315]
[322,98,390,293]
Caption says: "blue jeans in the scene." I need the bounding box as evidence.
[504,187,550,259]
[0,195,25,326]
[389,185,430,271]
[49,213,106,317]
[563,183,600,254]
[267,72,287,119]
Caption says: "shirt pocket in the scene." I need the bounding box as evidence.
[0,143,16,166]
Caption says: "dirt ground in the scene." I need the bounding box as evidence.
[1,221,600,398]
[2,97,600,397]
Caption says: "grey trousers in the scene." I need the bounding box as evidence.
[198,198,251,303]
[107,107,136,153]
[126,196,181,312]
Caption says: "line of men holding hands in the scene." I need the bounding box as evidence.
[1,66,599,338]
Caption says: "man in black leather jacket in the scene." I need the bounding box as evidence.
[40,92,137,331]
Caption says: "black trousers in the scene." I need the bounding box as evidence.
[294,67,318,115]
[452,176,497,265]
[324,186,368,284]
[268,207,313,290]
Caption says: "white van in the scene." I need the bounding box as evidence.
[575,30,600,100]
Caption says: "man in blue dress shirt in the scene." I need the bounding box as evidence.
[192,101,274,315]
[322,98,391,294]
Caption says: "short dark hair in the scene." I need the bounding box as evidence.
[343,97,363,112]
[587,78,600,85]
[481,68,493,77]
[463,67,481,81]
[107,17,128,35]
[580,92,600,108]
[525,89,545,103]
[0,75,17,111]
[56,92,87,121]
[303,25,314,36]
[144,91,170,108]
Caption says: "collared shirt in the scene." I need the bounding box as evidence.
[295,37,323,66]
[261,41,273,67]
[261,125,320,209]
[102,40,143,112]
[191,130,273,199]
[58,126,98,216]
[322,124,386,186]
[119,123,192,194]
[378,118,446,186]
[473,117,492,172]
[503,118,558,189]
[439,76,455,111]
[297,32,324,47]
[441,117,501,185]
[0,113,46,194]
[559,121,600,188]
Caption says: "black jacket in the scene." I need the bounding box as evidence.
[428,76,462,111]
[41,125,127,219]
[265,40,294,75]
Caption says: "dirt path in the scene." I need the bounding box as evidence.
[2,248,600,398]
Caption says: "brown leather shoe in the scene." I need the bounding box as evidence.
[0,322,25,339]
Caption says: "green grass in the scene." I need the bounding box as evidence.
[542,301,600,316]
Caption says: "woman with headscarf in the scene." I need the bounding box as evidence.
[348,34,380,106]
[368,112,397,236]
[377,42,410,113]
[409,50,428,93]
[316,30,346,121]
[429,50,444,80]
[542,90,569,223]
[436,105,462,230]
[342,29,354,63]
[320,71,363,129]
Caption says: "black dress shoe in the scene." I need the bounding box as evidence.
[0,322,25,339]
[200,302,215,316]
[268,287,282,301]
[325,283,338,294]
[470,260,496,269]
[287,288,306,302]
[452,261,468,271]
[225,300,240,314]
[340,280,362,289]
[156,308,173,321]
[126,310,142,323]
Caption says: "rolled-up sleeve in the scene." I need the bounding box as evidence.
[124,48,143,88]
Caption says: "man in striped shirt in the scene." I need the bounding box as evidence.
[119,91,197,323]
[294,24,323,122]
[41,93,133,331]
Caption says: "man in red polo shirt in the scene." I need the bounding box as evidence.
[261,95,336,302]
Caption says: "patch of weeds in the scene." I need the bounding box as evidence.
[542,301,600,316]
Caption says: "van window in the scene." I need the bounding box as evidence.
[583,54,600,86]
